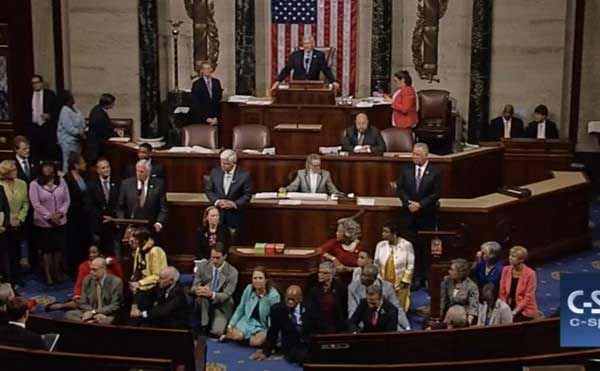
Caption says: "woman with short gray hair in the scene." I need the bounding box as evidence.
[472,241,504,288]
[319,218,364,273]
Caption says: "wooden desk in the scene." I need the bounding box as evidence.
[106,142,503,198]
[165,171,590,271]
[221,102,392,154]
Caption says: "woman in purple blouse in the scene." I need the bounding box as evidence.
[29,162,70,285]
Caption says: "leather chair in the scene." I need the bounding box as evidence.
[380,128,414,152]
[232,124,270,151]
[415,89,454,151]
[181,124,218,149]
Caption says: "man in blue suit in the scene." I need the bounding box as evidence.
[206,149,252,235]
[272,35,339,91]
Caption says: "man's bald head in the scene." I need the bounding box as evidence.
[502,104,514,120]
[90,257,107,280]
[355,113,369,133]
[302,35,315,52]
[285,285,303,309]
[360,263,379,286]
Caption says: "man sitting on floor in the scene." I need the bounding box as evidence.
[65,257,123,324]
[348,284,398,333]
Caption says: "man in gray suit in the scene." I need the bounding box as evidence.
[347,263,410,330]
[281,154,341,195]
[116,159,168,233]
[191,243,238,337]
[65,257,123,324]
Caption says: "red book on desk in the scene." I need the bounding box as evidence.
[265,243,276,255]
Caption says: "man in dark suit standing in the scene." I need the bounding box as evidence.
[88,158,121,258]
[0,297,45,349]
[117,159,168,233]
[206,149,252,234]
[86,93,116,165]
[130,266,190,329]
[526,104,559,139]
[486,104,525,141]
[27,74,60,163]
[341,113,386,154]
[13,136,36,184]
[190,61,223,125]
[396,142,442,289]
[123,143,166,180]
[251,285,317,365]
[272,35,339,91]
[348,284,398,333]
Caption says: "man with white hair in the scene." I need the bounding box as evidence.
[130,266,190,329]
[65,257,123,324]
[396,142,442,290]
[117,158,168,232]
[206,149,252,235]
[272,35,339,91]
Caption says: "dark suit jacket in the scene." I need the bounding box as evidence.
[0,323,45,349]
[123,160,166,180]
[341,126,386,153]
[277,49,336,83]
[141,282,190,329]
[526,120,559,139]
[306,279,347,334]
[205,167,252,229]
[396,163,442,230]
[86,105,114,164]
[348,299,398,333]
[487,116,525,141]
[64,172,91,222]
[27,88,60,126]
[87,176,120,242]
[15,157,37,184]
[190,77,223,124]
[263,302,317,357]
[116,177,168,226]
[196,224,231,259]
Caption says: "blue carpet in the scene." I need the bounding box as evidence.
[18,199,600,371]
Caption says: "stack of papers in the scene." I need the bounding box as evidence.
[254,192,279,200]
[246,99,273,106]
[588,121,600,134]
[167,146,218,154]
[356,197,376,206]
[287,192,329,201]
[319,146,342,155]
[173,106,190,114]
[109,137,131,143]
[228,95,253,103]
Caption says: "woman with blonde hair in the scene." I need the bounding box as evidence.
[499,246,539,322]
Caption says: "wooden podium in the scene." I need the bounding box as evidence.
[274,80,336,105]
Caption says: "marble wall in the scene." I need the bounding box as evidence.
[63,0,141,137]
[31,0,55,89]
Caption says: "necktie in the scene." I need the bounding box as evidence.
[357,133,364,146]
[102,179,110,203]
[205,78,212,98]
[223,173,232,195]
[415,167,423,192]
[138,183,146,207]
[96,282,103,311]
[304,55,311,72]
[211,268,220,292]
[22,160,30,178]
[370,309,379,327]
[291,309,302,333]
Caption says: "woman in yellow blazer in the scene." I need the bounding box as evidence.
[128,227,167,315]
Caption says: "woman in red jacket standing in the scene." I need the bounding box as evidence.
[390,70,418,129]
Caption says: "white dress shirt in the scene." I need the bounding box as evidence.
[503,118,512,139]
[537,121,546,139]
[309,171,319,193]
[31,90,44,125]
[8,321,26,329]
[374,238,415,284]
[223,166,236,195]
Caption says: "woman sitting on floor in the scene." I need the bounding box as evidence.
[220,266,280,347]
[477,283,513,326]
[46,244,123,312]
[499,245,539,322]
[319,218,364,273]
[440,258,479,325]
[472,241,504,288]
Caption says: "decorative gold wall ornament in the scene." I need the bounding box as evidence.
[184,0,220,73]
[411,0,450,82]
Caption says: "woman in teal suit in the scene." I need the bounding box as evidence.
[220,266,280,347]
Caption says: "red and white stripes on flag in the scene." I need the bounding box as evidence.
[271,0,358,96]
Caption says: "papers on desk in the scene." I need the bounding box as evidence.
[319,146,342,155]
[356,197,376,206]
[242,147,276,155]
[287,192,329,201]
[168,146,219,154]
[355,101,373,108]
[173,106,190,114]
[588,121,600,134]
[278,199,302,205]
[254,192,279,199]
[108,137,131,143]
[246,99,273,106]
[228,95,253,103]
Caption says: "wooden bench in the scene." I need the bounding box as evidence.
[28,315,204,371]
[0,344,173,371]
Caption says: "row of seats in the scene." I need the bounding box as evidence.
[181,124,415,152]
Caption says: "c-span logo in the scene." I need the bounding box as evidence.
[561,273,600,347]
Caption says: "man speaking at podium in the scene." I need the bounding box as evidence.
[271,35,340,92]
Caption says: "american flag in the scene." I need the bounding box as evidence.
[271,0,358,96]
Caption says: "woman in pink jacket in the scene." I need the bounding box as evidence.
[499,246,539,322]
[390,70,418,129]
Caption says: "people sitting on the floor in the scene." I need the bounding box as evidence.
[499,246,539,322]
[348,263,410,330]
[352,250,373,282]
[0,283,16,324]
[65,257,123,324]
[128,227,168,314]
[191,243,238,337]
[130,266,190,329]
[251,285,317,365]
[443,305,469,329]
[319,218,364,273]
[220,266,280,347]
[348,284,398,333]
[0,297,44,349]
[477,283,513,326]
[440,258,479,325]
[46,244,122,312]
[307,261,347,334]
[472,241,504,288]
